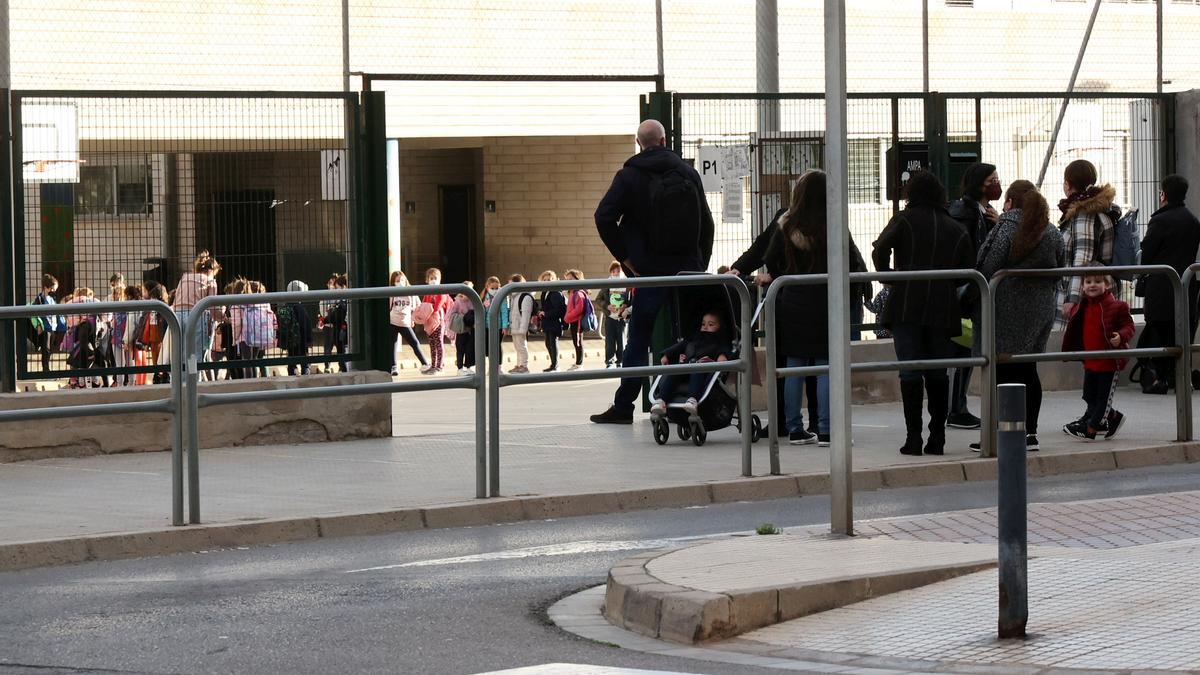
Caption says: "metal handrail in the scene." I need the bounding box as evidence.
[0,299,186,525]
[990,265,1188,442]
[763,269,994,483]
[182,284,488,523]
[485,275,754,497]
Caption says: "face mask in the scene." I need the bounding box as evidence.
[984,182,1002,201]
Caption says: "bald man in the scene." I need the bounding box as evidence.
[590,119,715,424]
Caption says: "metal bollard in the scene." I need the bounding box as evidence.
[997,383,1027,639]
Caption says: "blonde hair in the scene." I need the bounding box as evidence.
[564,268,584,280]
[425,267,442,281]
[539,270,557,282]
[485,275,501,288]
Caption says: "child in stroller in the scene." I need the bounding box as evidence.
[651,311,733,416]
[649,301,763,446]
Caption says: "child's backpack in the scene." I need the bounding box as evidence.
[275,304,301,350]
[448,309,466,335]
[243,304,277,349]
[581,295,598,332]
[1109,208,1140,278]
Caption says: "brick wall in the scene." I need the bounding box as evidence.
[397,147,480,278]
[481,135,631,283]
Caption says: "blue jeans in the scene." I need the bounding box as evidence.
[655,372,711,402]
[785,357,829,434]
[613,288,667,415]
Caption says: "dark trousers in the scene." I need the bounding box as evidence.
[1082,369,1117,431]
[389,325,428,367]
[286,342,310,376]
[656,372,710,402]
[890,322,951,383]
[324,328,347,372]
[36,330,53,372]
[604,317,625,365]
[997,362,1042,434]
[570,322,584,365]
[1137,320,1178,384]
[544,331,560,369]
[613,288,668,415]
[455,331,475,369]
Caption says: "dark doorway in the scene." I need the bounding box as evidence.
[208,190,278,291]
[439,185,476,284]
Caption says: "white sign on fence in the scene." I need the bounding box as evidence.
[321,149,348,201]
[22,103,80,183]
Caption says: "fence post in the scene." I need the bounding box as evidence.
[184,310,201,524]
[738,277,753,477]
[488,299,502,497]
[0,88,14,393]
[359,91,391,373]
[765,282,781,475]
[997,383,1027,639]
[1174,269,1192,441]
[980,273,998,458]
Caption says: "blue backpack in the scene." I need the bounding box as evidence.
[1096,208,1140,279]
[581,296,598,333]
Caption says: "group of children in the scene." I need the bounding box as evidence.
[390,265,619,376]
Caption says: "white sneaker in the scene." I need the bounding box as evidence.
[650,399,666,416]
[389,367,398,376]
[682,397,699,414]
[420,366,436,375]
[567,363,582,371]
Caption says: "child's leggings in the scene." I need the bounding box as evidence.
[570,322,584,365]
[427,325,444,369]
[545,333,558,370]
[455,332,475,369]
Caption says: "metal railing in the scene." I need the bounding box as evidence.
[181,284,487,523]
[762,270,993,527]
[485,275,754,497]
[988,265,1188,443]
[0,300,186,525]
[1182,263,1200,411]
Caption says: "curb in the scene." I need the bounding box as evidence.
[2,441,1198,572]
[601,540,996,644]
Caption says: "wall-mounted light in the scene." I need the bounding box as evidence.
[485,200,496,213]
[404,201,416,214]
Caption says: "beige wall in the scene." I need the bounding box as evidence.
[481,135,630,283]
[396,147,481,279]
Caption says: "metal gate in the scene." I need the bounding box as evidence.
[5,91,377,384]
[644,90,1173,313]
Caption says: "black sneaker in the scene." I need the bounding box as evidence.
[589,406,633,425]
[789,429,817,445]
[1026,435,1039,451]
[946,412,981,430]
[1063,420,1095,440]
[1104,410,1125,440]
[817,433,831,447]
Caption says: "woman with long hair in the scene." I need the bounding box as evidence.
[974,180,1065,451]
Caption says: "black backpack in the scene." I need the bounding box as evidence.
[647,166,703,256]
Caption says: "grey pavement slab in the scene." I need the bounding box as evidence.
[0,378,1196,544]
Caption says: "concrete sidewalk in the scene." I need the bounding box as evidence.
[0,379,1198,570]
[561,489,1200,672]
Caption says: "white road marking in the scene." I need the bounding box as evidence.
[344,532,748,573]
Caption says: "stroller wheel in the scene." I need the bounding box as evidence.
[653,418,669,445]
[750,414,763,443]
[690,420,707,446]
[677,423,691,441]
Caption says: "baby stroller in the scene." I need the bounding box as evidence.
[649,274,764,447]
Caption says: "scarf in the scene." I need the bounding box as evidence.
[1057,185,1103,215]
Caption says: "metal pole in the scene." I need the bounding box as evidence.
[756,0,780,133]
[474,296,487,499]
[921,0,930,93]
[825,0,853,536]
[655,0,665,92]
[738,279,753,477]
[342,0,351,92]
[997,383,1028,639]
[1156,0,1163,95]
[765,282,781,475]
[1036,0,1103,189]
[170,312,184,526]
[185,312,201,524]
[1173,270,1191,441]
[488,307,502,497]
[980,275,997,458]
[0,1,12,394]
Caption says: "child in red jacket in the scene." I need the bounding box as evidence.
[1061,271,1134,440]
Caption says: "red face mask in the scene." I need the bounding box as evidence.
[984,182,1003,201]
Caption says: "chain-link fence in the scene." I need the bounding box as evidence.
[13,92,360,382]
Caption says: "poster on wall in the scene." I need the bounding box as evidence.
[321,149,348,201]
[21,103,80,183]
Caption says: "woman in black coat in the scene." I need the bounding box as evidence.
[1138,174,1200,393]
[729,170,868,446]
[872,171,975,456]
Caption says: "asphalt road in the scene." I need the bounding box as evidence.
[4,463,1200,675]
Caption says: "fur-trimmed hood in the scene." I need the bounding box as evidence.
[1060,184,1117,223]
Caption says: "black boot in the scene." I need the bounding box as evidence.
[924,377,949,455]
[899,379,924,456]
